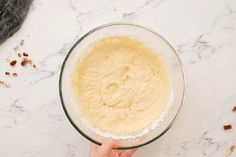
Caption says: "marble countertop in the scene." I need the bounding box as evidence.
[0,0,236,156]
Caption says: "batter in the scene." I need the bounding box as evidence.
[71,36,170,134]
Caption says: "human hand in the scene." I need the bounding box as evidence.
[89,140,136,157]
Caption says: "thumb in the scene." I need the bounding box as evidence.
[99,139,120,154]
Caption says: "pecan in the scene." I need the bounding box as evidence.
[223,124,232,130]
[10,60,17,66]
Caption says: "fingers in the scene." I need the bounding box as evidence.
[95,139,121,157]
[117,150,124,155]
[89,143,99,157]
[89,139,137,157]
[120,149,137,157]
[100,139,120,153]
[90,143,98,151]
[111,150,121,157]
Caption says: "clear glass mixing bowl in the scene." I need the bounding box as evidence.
[59,23,185,149]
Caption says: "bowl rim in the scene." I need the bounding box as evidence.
[59,23,186,150]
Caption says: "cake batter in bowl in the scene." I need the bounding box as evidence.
[59,23,185,149]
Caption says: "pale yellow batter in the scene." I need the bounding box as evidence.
[71,36,170,134]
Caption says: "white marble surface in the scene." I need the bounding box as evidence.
[0,0,236,156]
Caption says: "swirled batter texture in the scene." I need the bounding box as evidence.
[72,36,170,134]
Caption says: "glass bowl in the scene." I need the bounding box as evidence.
[59,23,185,149]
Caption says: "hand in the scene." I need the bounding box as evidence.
[89,140,136,157]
